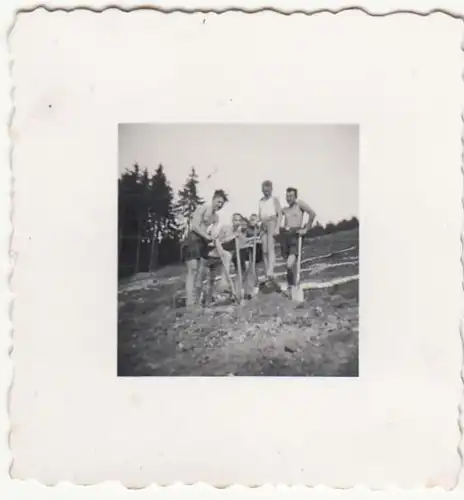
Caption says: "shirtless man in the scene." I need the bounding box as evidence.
[281,187,316,288]
[184,189,228,307]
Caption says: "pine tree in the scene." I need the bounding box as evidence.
[349,216,359,229]
[134,168,151,274]
[119,163,145,276]
[307,221,325,238]
[177,167,204,237]
[148,165,179,271]
[324,222,337,235]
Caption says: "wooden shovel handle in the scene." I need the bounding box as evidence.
[214,239,238,301]
[295,234,303,286]
[234,236,243,303]
[251,227,257,276]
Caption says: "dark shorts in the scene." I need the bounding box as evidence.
[253,243,264,264]
[206,257,222,270]
[221,239,236,253]
[230,244,264,271]
[232,248,248,273]
[280,230,299,259]
[183,232,210,261]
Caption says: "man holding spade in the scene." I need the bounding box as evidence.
[280,187,317,300]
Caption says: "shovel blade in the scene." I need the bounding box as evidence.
[291,285,304,303]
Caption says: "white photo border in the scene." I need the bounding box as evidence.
[2,1,462,496]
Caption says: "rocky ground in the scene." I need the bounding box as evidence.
[118,229,359,377]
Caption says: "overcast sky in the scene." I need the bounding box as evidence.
[118,124,358,226]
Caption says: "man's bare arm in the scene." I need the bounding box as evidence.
[297,199,316,231]
[274,197,283,230]
[220,228,236,244]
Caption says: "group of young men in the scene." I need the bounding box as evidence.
[183,180,316,307]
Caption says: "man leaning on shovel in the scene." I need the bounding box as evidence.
[183,189,228,308]
[280,187,316,299]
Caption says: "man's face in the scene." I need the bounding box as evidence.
[212,196,225,212]
[249,214,258,227]
[262,184,272,197]
[232,214,243,230]
[286,190,297,205]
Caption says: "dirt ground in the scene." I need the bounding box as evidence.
[118,229,359,377]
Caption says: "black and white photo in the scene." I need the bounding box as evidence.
[9,10,463,489]
[118,124,359,376]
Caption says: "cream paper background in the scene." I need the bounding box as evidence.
[2,2,464,495]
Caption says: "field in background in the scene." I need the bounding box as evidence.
[118,229,359,376]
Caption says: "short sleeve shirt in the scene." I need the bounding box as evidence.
[259,196,279,220]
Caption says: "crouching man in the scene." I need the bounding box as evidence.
[208,213,247,302]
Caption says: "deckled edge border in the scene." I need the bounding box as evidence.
[3,5,464,493]
[459,18,464,493]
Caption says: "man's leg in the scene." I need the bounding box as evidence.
[194,258,206,304]
[266,219,277,278]
[185,259,198,307]
[261,227,269,278]
[252,244,263,294]
[286,254,297,287]
[204,262,217,306]
[218,250,232,293]
[233,248,247,297]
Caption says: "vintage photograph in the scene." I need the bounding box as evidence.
[118,124,359,376]
[9,8,463,489]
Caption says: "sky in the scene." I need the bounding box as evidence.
[118,124,358,227]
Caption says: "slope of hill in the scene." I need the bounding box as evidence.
[118,229,359,376]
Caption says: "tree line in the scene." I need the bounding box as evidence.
[118,163,359,278]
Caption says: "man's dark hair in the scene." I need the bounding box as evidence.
[213,189,228,202]
[286,187,298,198]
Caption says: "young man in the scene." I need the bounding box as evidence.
[184,189,228,307]
[258,180,282,281]
[281,187,316,289]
